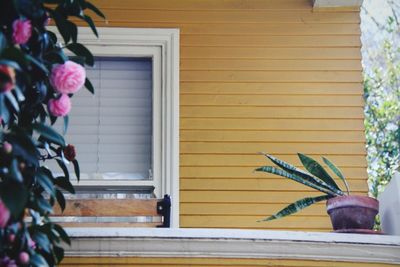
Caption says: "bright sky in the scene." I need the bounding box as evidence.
[360,0,398,71]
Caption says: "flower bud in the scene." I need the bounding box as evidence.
[3,142,12,154]
[0,199,10,228]
[63,144,76,161]
[7,233,15,243]
[18,252,30,265]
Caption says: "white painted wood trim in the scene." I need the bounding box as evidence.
[65,228,400,264]
[313,0,363,8]
[49,27,180,228]
[379,172,400,235]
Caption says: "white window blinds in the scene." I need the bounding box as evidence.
[51,57,153,180]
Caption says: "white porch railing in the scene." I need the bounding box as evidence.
[65,228,400,264]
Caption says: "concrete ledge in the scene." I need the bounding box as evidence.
[65,228,400,264]
[313,0,363,8]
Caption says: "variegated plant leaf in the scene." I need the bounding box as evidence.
[255,166,338,196]
[260,152,343,196]
[258,195,332,222]
[323,157,350,195]
[298,153,342,193]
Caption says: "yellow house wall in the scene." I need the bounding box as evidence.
[90,0,366,231]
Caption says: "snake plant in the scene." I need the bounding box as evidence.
[255,153,350,221]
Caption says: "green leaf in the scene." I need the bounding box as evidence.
[255,166,338,196]
[56,159,70,180]
[261,153,342,195]
[49,114,57,125]
[45,49,68,65]
[32,123,66,146]
[0,181,28,218]
[33,232,51,253]
[323,157,350,195]
[0,31,7,50]
[46,30,58,44]
[53,245,65,263]
[14,87,25,102]
[86,1,106,19]
[36,196,53,214]
[80,15,98,37]
[298,153,342,192]
[10,159,23,182]
[66,43,94,66]
[85,78,94,94]
[53,224,71,245]
[25,54,49,76]
[4,91,19,112]
[0,94,10,124]
[0,59,21,71]
[63,115,69,135]
[52,9,70,43]
[55,189,66,211]
[30,253,49,267]
[5,128,39,166]
[67,21,78,43]
[258,195,332,222]
[37,169,56,197]
[72,160,80,181]
[54,176,75,194]
[0,47,27,67]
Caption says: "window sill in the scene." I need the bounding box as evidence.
[65,228,400,264]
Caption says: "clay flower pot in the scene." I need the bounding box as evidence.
[326,195,379,232]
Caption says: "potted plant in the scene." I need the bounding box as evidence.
[255,153,379,233]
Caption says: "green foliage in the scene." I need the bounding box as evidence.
[258,195,331,222]
[0,0,104,266]
[255,153,348,221]
[362,1,400,198]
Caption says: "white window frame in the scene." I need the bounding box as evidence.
[51,27,180,228]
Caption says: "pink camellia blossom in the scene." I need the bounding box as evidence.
[50,61,86,94]
[12,19,32,45]
[48,94,71,117]
[18,252,29,265]
[0,199,10,228]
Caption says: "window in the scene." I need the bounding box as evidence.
[49,27,180,227]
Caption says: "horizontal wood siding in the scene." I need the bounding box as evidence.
[90,0,366,231]
[62,257,397,266]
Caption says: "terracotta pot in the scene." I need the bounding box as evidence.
[326,195,379,231]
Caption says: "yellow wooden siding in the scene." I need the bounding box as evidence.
[90,0,366,231]
[62,257,397,267]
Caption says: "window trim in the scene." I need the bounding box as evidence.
[50,27,180,228]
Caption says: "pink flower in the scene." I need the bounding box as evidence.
[18,252,29,265]
[50,61,86,94]
[3,142,12,154]
[0,199,10,228]
[48,94,71,117]
[27,236,36,249]
[12,19,32,45]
